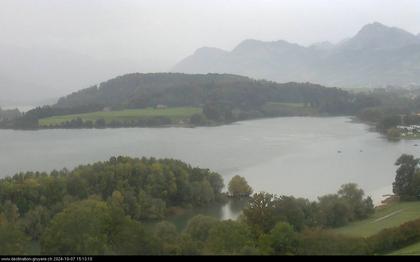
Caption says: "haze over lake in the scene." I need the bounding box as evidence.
[2,116,418,203]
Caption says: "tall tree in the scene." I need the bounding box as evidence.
[242,192,276,234]
[393,154,420,200]
[338,183,373,220]
[228,175,253,197]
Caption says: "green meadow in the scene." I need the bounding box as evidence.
[39,107,202,126]
[332,201,420,238]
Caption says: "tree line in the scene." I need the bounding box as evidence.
[0,156,373,255]
[1,73,383,129]
[0,154,419,255]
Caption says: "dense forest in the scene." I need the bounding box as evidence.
[2,155,420,255]
[3,155,419,255]
[52,73,356,112]
[1,73,383,129]
[0,157,225,255]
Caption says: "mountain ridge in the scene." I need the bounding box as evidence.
[173,22,420,88]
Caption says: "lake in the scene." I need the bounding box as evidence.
[1,116,419,222]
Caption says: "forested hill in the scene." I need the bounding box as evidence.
[54,73,351,111]
[3,73,380,129]
[55,73,251,109]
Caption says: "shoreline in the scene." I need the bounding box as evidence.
[1,114,350,131]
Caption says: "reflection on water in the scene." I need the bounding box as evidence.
[167,199,249,230]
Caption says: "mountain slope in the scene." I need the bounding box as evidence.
[340,22,419,50]
[173,22,420,88]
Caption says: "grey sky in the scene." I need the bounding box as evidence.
[1,0,420,71]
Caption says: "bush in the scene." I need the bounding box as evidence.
[368,218,420,254]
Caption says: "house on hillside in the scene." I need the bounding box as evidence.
[397,125,420,137]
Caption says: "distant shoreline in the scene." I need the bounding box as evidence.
[1,113,350,131]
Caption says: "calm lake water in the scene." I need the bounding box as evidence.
[1,117,419,223]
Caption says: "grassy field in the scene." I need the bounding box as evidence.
[39,107,202,126]
[389,242,420,255]
[332,201,420,238]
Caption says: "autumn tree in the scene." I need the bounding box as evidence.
[228,175,253,197]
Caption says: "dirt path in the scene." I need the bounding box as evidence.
[373,209,404,223]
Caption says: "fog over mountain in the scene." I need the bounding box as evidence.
[174,22,420,88]
[1,0,420,106]
[0,45,143,106]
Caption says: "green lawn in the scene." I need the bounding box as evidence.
[332,201,420,238]
[39,107,202,126]
[389,241,420,255]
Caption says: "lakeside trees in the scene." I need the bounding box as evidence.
[228,175,253,197]
[0,157,226,255]
[393,154,420,200]
[241,184,374,233]
[0,157,225,222]
[2,154,420,255]
[0,157,374,256]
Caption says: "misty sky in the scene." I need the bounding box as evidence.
[1,0,420,71]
